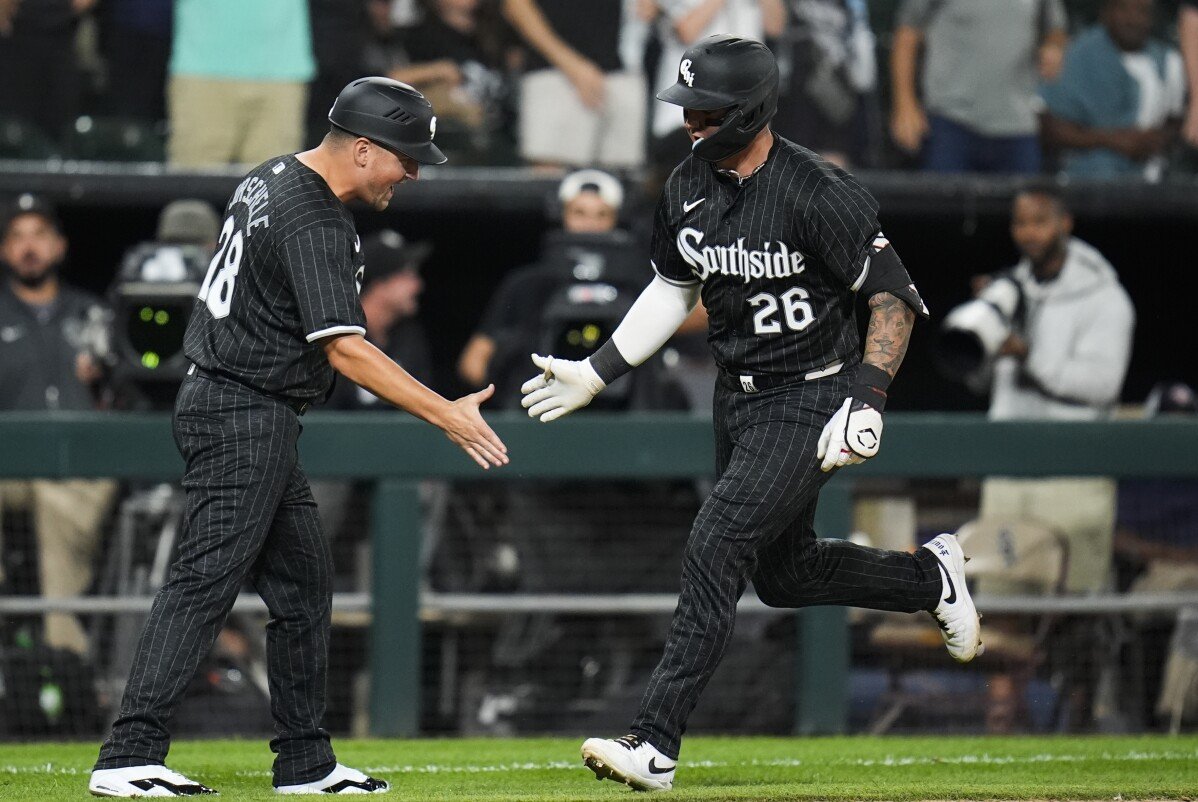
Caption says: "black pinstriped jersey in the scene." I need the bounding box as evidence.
[183,155,367,401]
[651,136,887,378]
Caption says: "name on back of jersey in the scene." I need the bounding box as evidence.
[677,227,806,284]
[229,175,271,236]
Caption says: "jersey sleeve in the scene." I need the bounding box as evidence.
[804,175,881,290]
[649,192,699,286]
[280,226,367,342]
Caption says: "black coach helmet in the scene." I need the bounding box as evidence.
[328,77,448,165]
[657,34,779,163]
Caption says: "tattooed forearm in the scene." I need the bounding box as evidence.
[864,291,915,378]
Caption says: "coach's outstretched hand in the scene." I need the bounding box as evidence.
[817,398,883,472]
[442,384,510,469]
[521,354,605,422]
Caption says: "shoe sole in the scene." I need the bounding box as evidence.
[581,744,671,792]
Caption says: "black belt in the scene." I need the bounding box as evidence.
[188,364,312,416]
[716,359,846,394]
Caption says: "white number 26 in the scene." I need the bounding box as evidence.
[748,287,815,335]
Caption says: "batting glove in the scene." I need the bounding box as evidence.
[817,398,883,472]
[520,353,605,422]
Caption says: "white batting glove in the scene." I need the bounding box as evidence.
[520,353,606,422]
[817,398,883,472]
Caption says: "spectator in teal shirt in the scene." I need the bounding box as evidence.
[1041,0,1185,181]
[168,0,316,167]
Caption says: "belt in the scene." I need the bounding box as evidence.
[187,364,312,415]
[716,359,845,394]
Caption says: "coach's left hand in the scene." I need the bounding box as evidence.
[817,398,883,472]
[521,353,605,422]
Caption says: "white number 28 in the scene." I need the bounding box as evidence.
[197,215,244,319]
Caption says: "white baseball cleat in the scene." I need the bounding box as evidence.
[581,734,675,792]
[274,763,389,795]
[922,533,984,663]
[89,765,217,797]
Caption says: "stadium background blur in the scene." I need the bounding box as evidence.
[1,0,1197,745]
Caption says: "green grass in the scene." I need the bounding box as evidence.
[2,735,1195,801]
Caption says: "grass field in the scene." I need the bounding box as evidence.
[2,734,1195,801]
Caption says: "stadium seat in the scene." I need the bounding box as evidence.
[61,116,166,162]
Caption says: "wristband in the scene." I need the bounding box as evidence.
[589,339,634,386]
[851,363,892,412]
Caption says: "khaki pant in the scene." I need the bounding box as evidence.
[168,75,308,167]
[979,477,1116,594]
[519,69,647,169]
[0,479,118,656]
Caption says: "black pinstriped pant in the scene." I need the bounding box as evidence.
[630,370,943,759]
[95,374,336,786]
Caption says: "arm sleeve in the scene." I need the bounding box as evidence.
[804,176,882,289]
[649,191,700,286]
[281,227,367,342]
[1024,288,1135,406]
[609,275,702,367]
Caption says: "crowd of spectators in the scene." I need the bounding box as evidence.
[1,0,1197,179]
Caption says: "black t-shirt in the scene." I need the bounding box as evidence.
[183,155,366,401]
[522,0,623,72]
[651,136,888,378]
[0,282,105,411]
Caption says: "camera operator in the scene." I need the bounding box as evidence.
[957,183,1135,592]
[0,194,117,660]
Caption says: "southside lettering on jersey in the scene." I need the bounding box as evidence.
[675,231,807,283]
[651,136,912,379]
[184,155,367,401]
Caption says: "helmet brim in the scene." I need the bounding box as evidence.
[656,81,736,111]
[394,139,448,166]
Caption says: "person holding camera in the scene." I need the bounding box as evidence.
[0,194,117,660]
[968,184,1135,591]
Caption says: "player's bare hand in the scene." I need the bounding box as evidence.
[442,384,509,469]
[1184,103,1198,149]
[564,57,606,110]
[520,353,605,422]
[890,100,928,154]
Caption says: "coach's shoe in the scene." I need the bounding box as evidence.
[582,734,675,791]
[89,765,217,796]
[274,763,389,795]
[922,533,983,663]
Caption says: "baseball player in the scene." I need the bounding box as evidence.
[90,78,508,797]
[520,36,982,791]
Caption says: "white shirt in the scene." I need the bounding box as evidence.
[1120,49,1186,180]
[988,238,1135,422]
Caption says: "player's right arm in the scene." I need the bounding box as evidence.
[521,191,700,423]
[520,276,701,422]
[324,333,509,469]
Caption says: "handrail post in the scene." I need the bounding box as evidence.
[368,479,422,736]
[795,476,851,734]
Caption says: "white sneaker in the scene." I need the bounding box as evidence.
[923,533,983,663]
[89,765,217,797]
[274,763,389,795]
[581,734,675,792]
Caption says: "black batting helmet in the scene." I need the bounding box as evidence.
[329,77,447,165]
[657,34,779,163]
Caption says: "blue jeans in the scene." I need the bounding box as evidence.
[924,114,1042,174]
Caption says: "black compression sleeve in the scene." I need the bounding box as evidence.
[589,339,634,386]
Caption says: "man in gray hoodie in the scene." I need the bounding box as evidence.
[974,183,1134,594]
